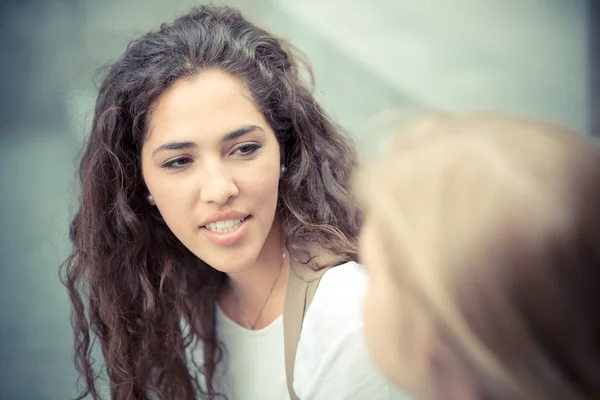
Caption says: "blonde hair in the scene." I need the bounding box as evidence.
[356,113,600,399]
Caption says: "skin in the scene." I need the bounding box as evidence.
[360,218,477,400]
[360,218,413,389]
[141,69,289,329]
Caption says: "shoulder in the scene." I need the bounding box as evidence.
[299,261,365,352]
[296,260,367,358]
[294,262,410,399]
[307,261,368,330]
[320,260,367,292]
[294,262,384,397]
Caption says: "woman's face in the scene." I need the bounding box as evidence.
[141,69,282,273]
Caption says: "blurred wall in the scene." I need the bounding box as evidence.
[591,0,599,137]
[0,1,588,399]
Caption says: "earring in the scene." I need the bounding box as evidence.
[147,194,155,205]
[280,165,287,174]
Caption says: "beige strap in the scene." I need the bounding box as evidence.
[283,258,325,400]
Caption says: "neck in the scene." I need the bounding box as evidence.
[220,221,290,329]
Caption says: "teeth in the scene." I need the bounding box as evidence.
[205,218,244,233]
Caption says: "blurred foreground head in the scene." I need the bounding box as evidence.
[357,113,600,400]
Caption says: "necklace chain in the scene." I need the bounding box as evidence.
[235,250,286,330]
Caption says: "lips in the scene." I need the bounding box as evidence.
[200,215,252,247]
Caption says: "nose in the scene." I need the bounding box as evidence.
[199,160,239,205]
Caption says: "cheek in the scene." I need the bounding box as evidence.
[363,277,387,339]
[363,277,403,378]
[148,175,198,227]
[364,275,434,393]
[238,155,281,209]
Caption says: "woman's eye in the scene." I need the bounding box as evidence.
[161,157,192,170]
[233,143,261,156]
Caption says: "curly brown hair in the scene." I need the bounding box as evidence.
[62,5,362,400]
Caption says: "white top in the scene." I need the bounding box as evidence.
[199,261,410,399]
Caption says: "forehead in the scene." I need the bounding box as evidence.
[144,69,264,145]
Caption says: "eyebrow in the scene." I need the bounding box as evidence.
[152,125,263,156]
[151,141,196,156]
[223,125,262,142]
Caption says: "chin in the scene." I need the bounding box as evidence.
[194,242,261,274]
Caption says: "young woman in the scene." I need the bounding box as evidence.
[357,113,600,400]
[63,4,404,400]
